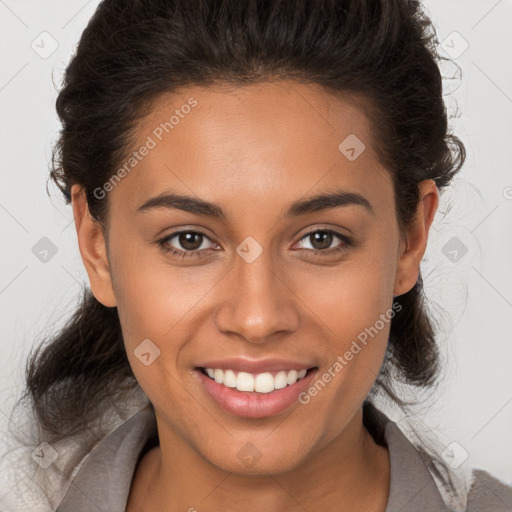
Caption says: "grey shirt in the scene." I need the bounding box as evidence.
[52,404,512,512]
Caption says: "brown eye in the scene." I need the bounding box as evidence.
[308,231,334,250]
[157,230,217,258]
[294,229,352,255]
[177,232,204,251]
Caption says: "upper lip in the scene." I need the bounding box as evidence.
[196,358,318,374]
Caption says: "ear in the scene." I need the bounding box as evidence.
[71,184,117,307]
[394,179,439,297]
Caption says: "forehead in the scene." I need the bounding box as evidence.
[109,80,391,217]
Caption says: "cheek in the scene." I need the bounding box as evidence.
[301,235,398,337]
[108,231,207,340]
[296,236,398,421]
[107,234,224,398]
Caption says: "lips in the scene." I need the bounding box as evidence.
[194,357,319,418]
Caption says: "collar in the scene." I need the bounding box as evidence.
[55,403,449,512]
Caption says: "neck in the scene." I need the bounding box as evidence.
[127,408,390,512]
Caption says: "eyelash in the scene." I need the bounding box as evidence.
[156,229,352,260]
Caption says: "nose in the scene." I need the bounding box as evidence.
[214,248,300,345]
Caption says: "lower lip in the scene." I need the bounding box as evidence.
[195,368,318,419]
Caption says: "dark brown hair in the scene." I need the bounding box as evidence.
[25,0,465,499]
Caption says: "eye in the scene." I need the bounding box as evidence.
[293,229,351,255]
[157,230,218,259]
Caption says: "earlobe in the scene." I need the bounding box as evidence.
[71,184,117,307]
[393,180,439,297]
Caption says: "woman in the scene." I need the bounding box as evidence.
[6,0,511,511]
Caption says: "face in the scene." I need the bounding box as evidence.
[72,80,437,475]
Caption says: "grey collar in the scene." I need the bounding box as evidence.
[382,418,450,511]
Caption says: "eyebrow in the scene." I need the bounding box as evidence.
[136,189,373,219]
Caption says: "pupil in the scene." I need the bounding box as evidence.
[312,231,331,250]
[180,232,202,250]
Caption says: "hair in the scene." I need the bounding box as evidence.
[24,0,466,504]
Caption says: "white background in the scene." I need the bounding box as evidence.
[1,0,511,494]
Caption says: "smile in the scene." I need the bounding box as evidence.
[194,364,319,418]
[201,367,309,393]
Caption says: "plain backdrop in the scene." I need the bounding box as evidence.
[1,0,511,490]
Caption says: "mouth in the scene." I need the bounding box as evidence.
[194,364,319,418]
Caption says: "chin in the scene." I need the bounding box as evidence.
[202,441,309,476]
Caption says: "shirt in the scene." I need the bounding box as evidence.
[1,394,511,512]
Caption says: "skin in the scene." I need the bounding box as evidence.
[71,80,438,512]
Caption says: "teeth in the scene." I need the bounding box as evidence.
[203,367,310,393]
[274,371,288,389]
[237,372,254,392]
[254,372,274,393]
[223,369,237,388]
[287,369,298,384]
